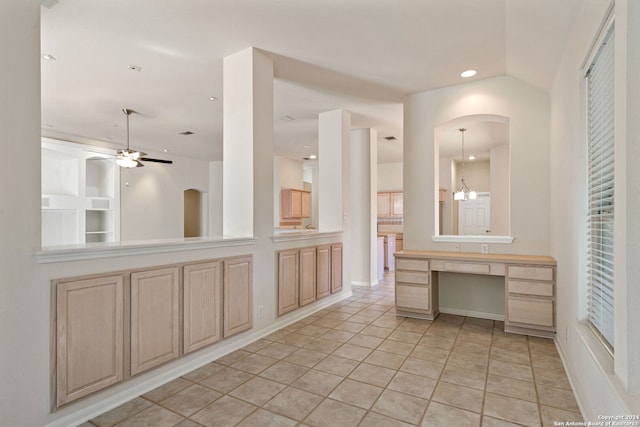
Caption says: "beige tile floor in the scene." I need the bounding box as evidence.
[82,275,583,427]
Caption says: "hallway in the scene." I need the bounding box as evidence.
[82,275,582,427]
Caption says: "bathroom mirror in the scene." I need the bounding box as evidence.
[434,114,511,243]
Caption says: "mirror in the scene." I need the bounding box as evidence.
[435,114,510,240]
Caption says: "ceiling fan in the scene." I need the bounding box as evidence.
[116,108,173,168]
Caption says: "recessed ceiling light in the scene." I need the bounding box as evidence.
[163,149,169,153]
[209,96,218,101]
[303,145,310,148]
[460,69,477,78]
[468,155,476,160]
[41,54,56,61]
[128,64,142,72]
[308,154,317,159]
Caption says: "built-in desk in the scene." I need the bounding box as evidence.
[394,250,556,338]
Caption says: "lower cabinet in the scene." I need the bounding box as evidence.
[505,265,555,336]
[277,242,342,316]
[183,261,223,354]
[278,249,300,315]
[316,245,331,299]
[130,267,180,376]
[52,255,252,408]
[331,243,343,293]
[223,256,253,338]
[54,275,124,407]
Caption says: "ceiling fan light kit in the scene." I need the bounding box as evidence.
[117,108,172,168]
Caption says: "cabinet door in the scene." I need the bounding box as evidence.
[184,261,222,355]
[301,191,311,218]
[300,247,317,306]
[507,296,554,328]
[331,243,343,293]
[377,193,390,217]
[56,275,124,406]
[278,250,299,315]
[130,267,180,376]
[391,192,403,216]
[316,245,331,299]
[224,256,253,337]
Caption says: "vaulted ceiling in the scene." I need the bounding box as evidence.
[40,0,582,164]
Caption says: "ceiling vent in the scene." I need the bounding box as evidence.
[178,131,194,136]
[384,136,397,141]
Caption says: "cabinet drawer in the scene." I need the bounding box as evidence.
[507,297,553,327]
[507,280,554,297]
[396,284,430,311]
[508,265,554,281]
[396,270,429,285]
[396,258,428,271]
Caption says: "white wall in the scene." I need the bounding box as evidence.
[120,152,210,241]
[490,144,509,235]
[278,156,304,190]
[377,162,402,192]
[404,75,550,255]
[550,0,640,419]
[453,159,490,192]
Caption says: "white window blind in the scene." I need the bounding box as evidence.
[586,24,615,350]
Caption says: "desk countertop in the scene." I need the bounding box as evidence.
[394,250,556,266]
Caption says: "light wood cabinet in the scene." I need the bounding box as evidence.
[316,245,331,299]
[278,249,300,315]
[130,267,180,376]
[223,256,253,337]
[52,255,253,407]
[377,192,403,217]
[281,189,311,219]
[299,247,317,306]
[376,193,390,217]
[331,243,343,293]
[395,251,556,337]
[505,264,555,335]
[54,275,124,406]
[183,261,222,355]
[277,243,341,316]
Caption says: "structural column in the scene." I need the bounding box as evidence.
[350,128,378,286]
[318,109,351,231]
[222,47,274,237]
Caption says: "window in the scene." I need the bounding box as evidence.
[586,24,615,350]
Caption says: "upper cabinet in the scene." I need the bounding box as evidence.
[41,139,120,246]
[281,189,311,219]
[377,192,403,217]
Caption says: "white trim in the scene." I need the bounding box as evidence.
[432,235,514,244]
[439,307,505,321]
[351,280,379,288]
[271,230,343,243]
[45,289,353,427]
[34,236,258,263]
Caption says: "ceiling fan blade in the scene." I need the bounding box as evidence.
[140,157,173,164]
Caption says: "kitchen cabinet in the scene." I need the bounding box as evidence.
[54,274,124,407]
[316,245,332,299]
[376,192,403,217]
[130,267,180,376]
[223,256,253,337]
[278,250,299,315]
[183,261,223,354]
[281,189,311,219]
[299,247,317,306]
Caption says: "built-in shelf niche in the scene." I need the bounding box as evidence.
[41,139,120,247]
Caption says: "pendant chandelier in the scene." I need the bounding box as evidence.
[453,128,477,201]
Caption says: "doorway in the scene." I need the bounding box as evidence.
[458,192,491,235]
[184,189,206,238]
